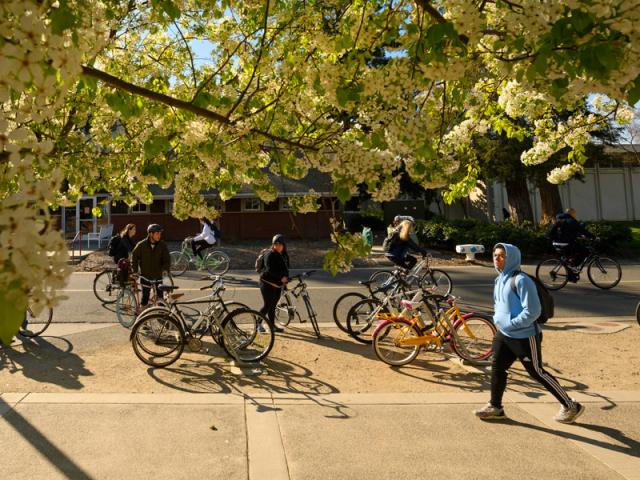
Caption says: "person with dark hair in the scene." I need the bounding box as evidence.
[258,234,289,333]
[191,217,217,259]
[131,224,171,309]
[112,223,136,264]
[474,243,584,424]
[547,208,594,281]
[385,219,426,270]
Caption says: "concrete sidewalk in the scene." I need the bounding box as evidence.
[1,390,639,480]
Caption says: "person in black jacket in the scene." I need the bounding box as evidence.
[112,223,137,264]
[548,208,594,280]
[385,220,426,270]
[259,234,289,333]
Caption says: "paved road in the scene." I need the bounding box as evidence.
[56,263,640,324]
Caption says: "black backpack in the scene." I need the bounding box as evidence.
[255,248,269,273]
[107,234,120,257]
[382,230,399,253]
[211,223,221,240]
[510,271,554,325]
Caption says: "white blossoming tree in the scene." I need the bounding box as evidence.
[1,0,639,342]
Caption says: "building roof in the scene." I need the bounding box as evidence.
[148,169,333,199]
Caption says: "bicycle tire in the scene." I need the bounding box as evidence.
[131,313,184,368]
[116,287,138,328]
[636,301,640,327]
[205,251,230,275]
[587,256,621,289]
[332,291,367,333]
[346,298,387,344]
[372,319,422,366]
[19,307,53,337]
[451,314,496,363]
[535,258,569,290]
[274,292,294,327]
[420,269,453,296]
[221,309,274,362]
[368,270,396,300]
[169,251,189,276]
[93,269,122,304]
[303,294,321,338]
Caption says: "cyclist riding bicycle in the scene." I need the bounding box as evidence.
[385,219,427,270]
[191,217,218,259]
[131,223,171,309]
[547,208,594,281]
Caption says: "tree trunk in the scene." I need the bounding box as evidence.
[537,179,563,224]
[504,177,534,223]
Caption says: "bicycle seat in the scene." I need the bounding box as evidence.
[359,280,374,287]
[303,270,316,277]
[401,299,421,311]
[157,285,180,293]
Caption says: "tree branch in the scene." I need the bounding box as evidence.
[81,65,318,151]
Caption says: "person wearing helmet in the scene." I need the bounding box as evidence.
[258,234,289,333]
[131,223,171,309]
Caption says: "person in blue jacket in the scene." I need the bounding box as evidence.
[474,243,585,424]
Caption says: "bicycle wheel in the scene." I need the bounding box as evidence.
[373,319,422,366]
[116,287,138,328]
[346,298,386,344]
[636,301,640,327]
[131,314,184,368]
[420,269,453,296]
[587,256,621,289]
[451,314,496,363]
[536,259,568,290]
[19,306,53,337]
[169,251,189,276]
[205,251,230,275]
[332,292,367,333]
[303,294,321,338]
[93,269,122,304]
[369,270,395,300]
[274,292,294,327]
[221,309,274,362]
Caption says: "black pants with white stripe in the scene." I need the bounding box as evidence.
[490,330,573,409]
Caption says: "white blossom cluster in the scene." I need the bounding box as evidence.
[547,163,584,184]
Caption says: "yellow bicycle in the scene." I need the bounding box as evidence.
[372,295,496,366]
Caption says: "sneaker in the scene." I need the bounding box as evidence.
[474,403,506,420]
[273,326,285,333]
[554,402,585,424]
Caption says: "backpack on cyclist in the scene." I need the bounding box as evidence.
[116,257,131,285]
[510,271,554,325]
[107,234,120,257]
[255,248,270,273]
[211,223,222,241]
[382,229,400,253]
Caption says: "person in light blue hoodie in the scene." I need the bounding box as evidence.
[474,243,585,424]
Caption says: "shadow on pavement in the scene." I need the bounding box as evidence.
[504,417,640,458]
[0,336,93,390]
[0,398,94,479]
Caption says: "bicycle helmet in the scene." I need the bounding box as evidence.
[147,223,163,234]
[272,234,286,245]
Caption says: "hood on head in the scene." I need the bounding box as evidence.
[494,243,521,275]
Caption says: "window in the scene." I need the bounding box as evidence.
[264,199,279,212]
[280,197,292,211]
[150,199,166,214]
[130,203,150,214]
[242,198,262,211]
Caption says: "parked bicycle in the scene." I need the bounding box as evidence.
[274,270,321,338]
[115,273,174,328]
[372,295,496,366]
[536,242,621,290]
[19,304,54,338]
[345,273,423,344]
[368,254,453,297]
[93,267,124,304]
[130,276,273,367]
[170,238,230,276]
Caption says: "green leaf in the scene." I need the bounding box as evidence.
[570,10,594,36]
[0,288,27,345]
[50,1,78,35]
[334,183,352,203]
[335,82,363,107]
[627,75,640,105]
[143,136,171,160]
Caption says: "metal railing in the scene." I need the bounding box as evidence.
[68,231,83,264]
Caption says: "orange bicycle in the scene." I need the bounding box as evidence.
[372,295,496,366]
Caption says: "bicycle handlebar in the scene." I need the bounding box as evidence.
[289,270,316,281]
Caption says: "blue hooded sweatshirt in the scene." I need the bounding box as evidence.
[493,243,541,339]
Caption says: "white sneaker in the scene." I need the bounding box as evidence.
[554,402,585,424]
